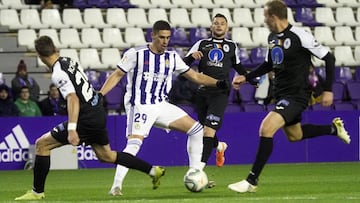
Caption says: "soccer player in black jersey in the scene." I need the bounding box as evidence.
[229,0,351,193]
[183,13,247,170]
[15,36,165,200]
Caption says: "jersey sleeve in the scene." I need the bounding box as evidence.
[51,62,75,99]
[300,30,329,59]
[174,52,190,75]
[117,48,137,73]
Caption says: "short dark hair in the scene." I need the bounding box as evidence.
[265,0,288,20]
[34,35,57,57]
[213,13,227,23]
[152,20,171,33]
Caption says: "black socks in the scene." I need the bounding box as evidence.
[33,155,50,193]
[116,152,152,174]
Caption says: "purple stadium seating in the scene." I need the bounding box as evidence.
[238,83,256,103]
[105,84,125,112]
[355,68,360,81]
[170,28,191,47]
[346,81,360,102]
[332,82,346,103]
[333,103,355,111]
[311,103,333,111]
[224,103,242,113]
[335,66,353,84]
[295,7,322,26]
[108,0,136,8]
[72,0,91,9]
[250,47,267,67]
[145,28,152,43]
[283,0,300,8]
[88,0,109,8]
[85,70,101,90]
[178,104,195,115]
[299,0,323,7]
[314,67,326,80]
[266,103,275,111]
[238,48,254,68]
[242,103,265,112]
[189,27,209,44]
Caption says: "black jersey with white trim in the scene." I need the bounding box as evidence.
[185,37,241,81]
[267,24,329,98]
[51,57,98,111]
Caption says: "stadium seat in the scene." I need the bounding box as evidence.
[234,0,260,8]
[169,8,193,28]
[20,9,47,29]
[250,47,267,66]
[333,103,355,111]
[129,0,153,8]
[102,28,130,48]
[355,27,360,43]
[106,8,130,28]
[39,29,66,49]
[314,26,342,46]
[295,7,322,27]
[148,8,169,25]
[59,49,80,64]
[212,8,234,27]
[17,29,37,50]
[287,7,302,26]
[81,28,109,48]
[189,27,209,44]
[72,0,91,9]
[213,0,238,8]
[233,8,256,27]
[346,81,360,102]
[337,0,359,7]
[171,0,196,8]
[191,8,212,27]
[314,66,326,80]
[192,0,217,8]
[312,56,325,68]
[243,103,265,112]
[79,48,107,69]
[37,56,46,67]
[334,46,357,67]
[150,0,176,8]
[41,9,68,29]
[298,0,322,7]
[253,8,266,27]
[83,8,111,28]
[101,48,121,69]
[252,27,270,47]
[355,67,360,81]
[334,66,353,84]
[334,26,359,46]
[311,103,333,111]
[0,9,25,30]
[108,0,136,8]
[60,28,87,49]
[84,69,101,90]
[127,8,150,28]
[238,48,254,68]
[124,27,147,46]
[2,0,30,9]
[315,7,341,26]
[335,7,358,27]
[105,78,127,112]
[238,83,256,103]
[87,0,109,8]
[231,27,254,48]
[332,82,346,102]
[357,8,360,23]
[316,0,342,7]
[170,28,191,47]
[63,9,88,28]
[283,0,299,8]
[266,103,275,111]
[354,46,360,65]
[224,103,243,113]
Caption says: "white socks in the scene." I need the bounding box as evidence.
[186,122,204,170]
[111,138,142,190]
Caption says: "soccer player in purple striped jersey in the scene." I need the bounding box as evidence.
[101,20,229,196]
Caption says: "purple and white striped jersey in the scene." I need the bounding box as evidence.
[117,45,190,105]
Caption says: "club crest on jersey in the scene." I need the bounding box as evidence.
[207,48,224,67]
[223,44,229,52]
[283,38,291,49]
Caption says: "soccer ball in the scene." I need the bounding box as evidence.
[183,168,208,192]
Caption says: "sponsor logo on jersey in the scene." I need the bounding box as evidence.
[0,125,30,163]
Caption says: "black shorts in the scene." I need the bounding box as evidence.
[51,104,109,146]
[195,89,228,130]
[272,96,309,126]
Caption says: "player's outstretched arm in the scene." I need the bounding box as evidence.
[100,69,125,96]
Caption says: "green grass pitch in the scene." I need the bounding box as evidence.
[1,162,359,203]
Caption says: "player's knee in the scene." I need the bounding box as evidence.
[96,152,114,163]
[35,138,46,153]
[287,135,300,142]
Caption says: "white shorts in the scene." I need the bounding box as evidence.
[125,102,188,138]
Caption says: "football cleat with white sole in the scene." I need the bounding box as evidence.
[333,117,351,144]
[108,186,123,196]
[207,180,216,189]
[152,166,165,189]
[15,190,45,200]
[228,180,257,193]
